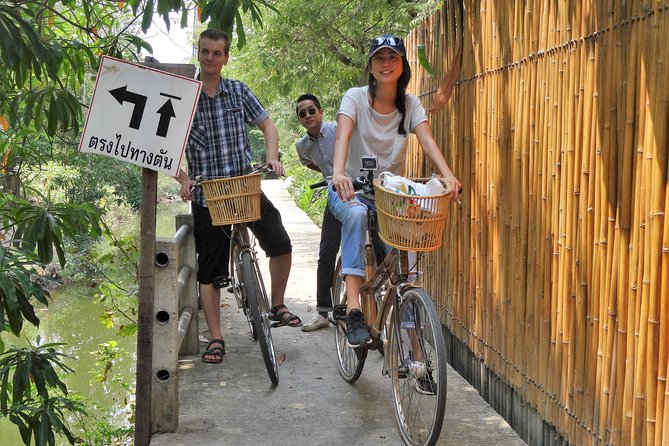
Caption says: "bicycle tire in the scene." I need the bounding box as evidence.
[242,250,279,385]
[230,230,257,340]
[388,288,447,446]
[332,257,367,383]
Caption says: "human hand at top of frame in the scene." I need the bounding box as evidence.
[332,172,355,201]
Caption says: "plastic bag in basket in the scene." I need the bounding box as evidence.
[379,171,451,216]
[378,171,452,196]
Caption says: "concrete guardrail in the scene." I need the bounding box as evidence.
[151,213,199,433]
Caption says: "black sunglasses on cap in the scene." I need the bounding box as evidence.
[369,35,406,57]
[298,107,318,119]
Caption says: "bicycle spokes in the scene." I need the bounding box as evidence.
[389,288,447,446]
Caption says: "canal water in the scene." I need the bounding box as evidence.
[0,201,189,445]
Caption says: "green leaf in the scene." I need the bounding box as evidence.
[235,12,246,49]
[157,0,170,14]
[142,0,155,32]
[118,322,138,336]
[1,274,23,334]
[47,94,59,135]
[417,44,435,78]
[100,311,114,329]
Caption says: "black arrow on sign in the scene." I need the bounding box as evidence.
[156,99,176,137]
[109,86,147,130]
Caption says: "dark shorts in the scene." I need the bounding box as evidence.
[192,192,292,284]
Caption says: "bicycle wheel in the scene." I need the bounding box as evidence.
[388,288,447,446]
[332,257,367,383]
[242,250,279,385]
[230,230,257,340]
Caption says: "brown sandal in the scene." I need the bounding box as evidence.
[202,339,225,363]
[270,305,303,327]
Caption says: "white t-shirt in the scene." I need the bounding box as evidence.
[337,86,427,178]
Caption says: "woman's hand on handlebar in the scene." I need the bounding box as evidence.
[332,172,355,201]
[441,171,462,201]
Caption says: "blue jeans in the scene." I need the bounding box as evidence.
[327,188,376,278]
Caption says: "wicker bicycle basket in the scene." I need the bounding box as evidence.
[373,178,451,251]
[201,173,262,225]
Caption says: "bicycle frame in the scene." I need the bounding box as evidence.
[360,246,419,367]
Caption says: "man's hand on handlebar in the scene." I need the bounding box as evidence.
[180,178,194,202]
[265,159,285,176]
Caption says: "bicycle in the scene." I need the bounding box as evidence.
[327,158,453,446]
[192,165,279,385]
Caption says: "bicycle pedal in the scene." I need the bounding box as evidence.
[213,275,231,289]
[332,304,347,321]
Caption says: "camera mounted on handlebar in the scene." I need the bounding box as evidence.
[361,155,378,172]
[356,155,378,194]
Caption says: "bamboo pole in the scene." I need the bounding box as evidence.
[643,9,667,446]
[568,2,588,440]
[656,12,669,446]
[612,8,640,445]
[629,43,649,446]
[513,0,539,411]
[597,6,624,443]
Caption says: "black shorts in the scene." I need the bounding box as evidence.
[192,192,292,284]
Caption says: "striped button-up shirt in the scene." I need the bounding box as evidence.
[186,77,269,206]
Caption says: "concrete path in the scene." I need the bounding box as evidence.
[151,179,526,446]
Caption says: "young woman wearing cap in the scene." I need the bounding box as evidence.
[328,34,461,347]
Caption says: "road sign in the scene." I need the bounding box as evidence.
[79,55,202,176]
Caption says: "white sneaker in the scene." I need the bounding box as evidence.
[301,314,329,332]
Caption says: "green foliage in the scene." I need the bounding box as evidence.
[200,0,278,48]
[73,412,133,446]
[1,193,103,268]
[0,3,63,87]
[90,341,126,384]
[0,247,50,342]
[0,1,143,137]
[96,281,139,338]
[0,339,86,445]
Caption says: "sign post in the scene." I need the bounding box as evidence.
[79,57,201,446]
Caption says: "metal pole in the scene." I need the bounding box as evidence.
[135,168,157,446]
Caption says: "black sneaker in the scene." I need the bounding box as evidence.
[346,309,371,347]
[416,370,437,395]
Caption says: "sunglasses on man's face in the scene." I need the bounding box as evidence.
[298,107,318,119]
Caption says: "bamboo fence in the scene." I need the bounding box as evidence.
[404,1,669,444]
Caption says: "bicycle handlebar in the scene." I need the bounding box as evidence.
[309,180,328,190]
[309,177,369,192]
